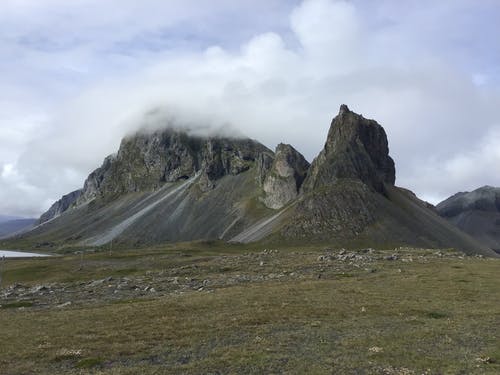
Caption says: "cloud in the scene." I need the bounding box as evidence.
[1,0,500,217]
[408,125,500,203]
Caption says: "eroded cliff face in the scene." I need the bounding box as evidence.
[76,129,272,204]
[281,105,396,241]
[302,105,395,194]
[39,189,82,224]
[262,143,310,209]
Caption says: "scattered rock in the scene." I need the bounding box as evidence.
[317,255,332,262]
[0,247,475,311]
[360,248,375,254]
[476,356,494,364]
[31,285,48,294]
[88,279,105,287]
[384,255,399,261]
[56,302,72,309]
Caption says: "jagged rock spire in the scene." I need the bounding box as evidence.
[302,105,395,193]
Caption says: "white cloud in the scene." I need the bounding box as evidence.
[411,125,500,203]
[1,0,500,216]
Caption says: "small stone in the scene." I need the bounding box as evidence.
[31,285,48,294]
[56,302,72,309]
[384,255,398,261]
[88,279,105,287]
[476,356,494,364]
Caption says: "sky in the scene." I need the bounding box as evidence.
[1,0,500,217]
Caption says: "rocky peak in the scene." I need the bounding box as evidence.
[338,104,350,115]
[202,137,271,186]
[302,105,395,193]
[39,189,82,224]
[76,127,272,203]
[262,143,310,209]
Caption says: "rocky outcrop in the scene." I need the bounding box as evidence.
[255,151,275,186]
[302,105,395,194]
[282,179,377,239]
[39,189,82,224]
[280,105,396,242]
[197,137,270,191]
[76,128,272,204]
[262,144,310,209]
[437,186,500,251]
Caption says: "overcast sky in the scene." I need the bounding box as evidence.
[1,0,500,217]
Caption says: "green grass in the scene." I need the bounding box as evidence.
[424,310,449,319]
[75,357,104,369]
[0,245,498,374]
[0,301,33,309]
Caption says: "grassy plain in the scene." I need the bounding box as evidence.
[0,243,498,374]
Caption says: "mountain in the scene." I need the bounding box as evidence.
[39,190,82,224]
[0,215,24,224]
[17,128,276,246]
[437,186,500,252]
[256,106,494,256]
[10,105,496,256]
[0,218,36,238]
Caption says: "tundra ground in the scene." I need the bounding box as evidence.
[0,243,499,374]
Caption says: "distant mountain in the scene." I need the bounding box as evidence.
[0,215,24,224]
[437,186,500,253]
[10,105,496,257]
[0,218,36,238]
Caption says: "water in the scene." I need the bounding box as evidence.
[0,250,51,258]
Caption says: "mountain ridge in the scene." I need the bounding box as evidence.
[9,105,496,257]
[0,218,36,238]
[437,186,500,252]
